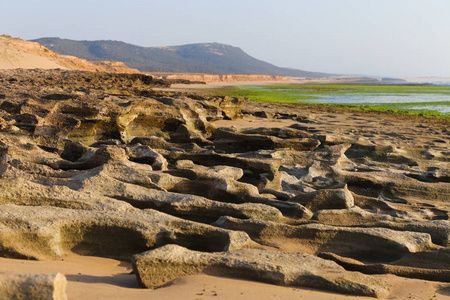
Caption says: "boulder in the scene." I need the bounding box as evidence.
[132,244,390,298]
[207,95,248,119]
[125,144,168,170]
[0,272,67,300]
[290,184,355,212]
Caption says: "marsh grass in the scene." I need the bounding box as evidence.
[206,84,450,119]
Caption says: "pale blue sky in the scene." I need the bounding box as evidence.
[2,0,450,77]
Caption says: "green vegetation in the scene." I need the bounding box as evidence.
[207,84,450,119]
[0,34,13,38]
[209,87,319,103]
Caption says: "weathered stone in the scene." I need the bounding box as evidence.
[0,69,231,145]
[0,69,449,299]
[360,220,450,247]
[313,206,395,226]
[213,216,434,261]
[211,127,320,153]
[389,248,450,270]
[290,184,355,212]
[167,166,311,218]
[171,151,284,190]
[319,252,450,282]
[334,168,450,202]
[0,204,257,260]
[207,95,248,119]
[125,144,168,170]
[169,124,211,145]
[0,272,67,300]
[132,244,390,298]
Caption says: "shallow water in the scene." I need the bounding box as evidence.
[302,93,450,114]
[247,86,450,114]
[407,104,450,113]
[302,93,448,104]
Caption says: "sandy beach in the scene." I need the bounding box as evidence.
[164,76,373,91]
[0,254,447,300]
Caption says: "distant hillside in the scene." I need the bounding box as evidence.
[0,36,140,73]
[33,38,328,77]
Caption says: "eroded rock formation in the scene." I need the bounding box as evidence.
[0,272,67,300]
[133,244,390,298]
[0,69,449,298]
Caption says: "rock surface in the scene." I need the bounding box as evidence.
[319,252,450,282]
[132,244,390,298]
[0,69,449,298]
[0,272,67,300]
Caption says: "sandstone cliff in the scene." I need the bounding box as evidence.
[152,73,290,82]
[0,36,140,73]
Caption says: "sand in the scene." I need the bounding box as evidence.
[0,255,447,300]
[0,37,70,70]
[164,75,376,91]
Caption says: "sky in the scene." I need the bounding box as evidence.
[1,0,450,78]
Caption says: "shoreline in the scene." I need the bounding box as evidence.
[163,80,450,119]
[163,76,378,91]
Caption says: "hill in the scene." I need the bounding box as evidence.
[33,38,328,77]
[0,35,140,73]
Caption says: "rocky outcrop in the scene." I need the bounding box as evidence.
[210,127,320,152]
[319,252,450,282]
[290,184,354,212]
[0,69,228,145]
[207,96,249,119]
[0,204,256,260]
[132,244,390,298]
[0,272,67,300]
[0,69,449,298]
[213,217,434,261]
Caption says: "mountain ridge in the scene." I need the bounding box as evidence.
[32,37,329,77]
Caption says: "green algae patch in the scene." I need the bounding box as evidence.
[206,84,450,119]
